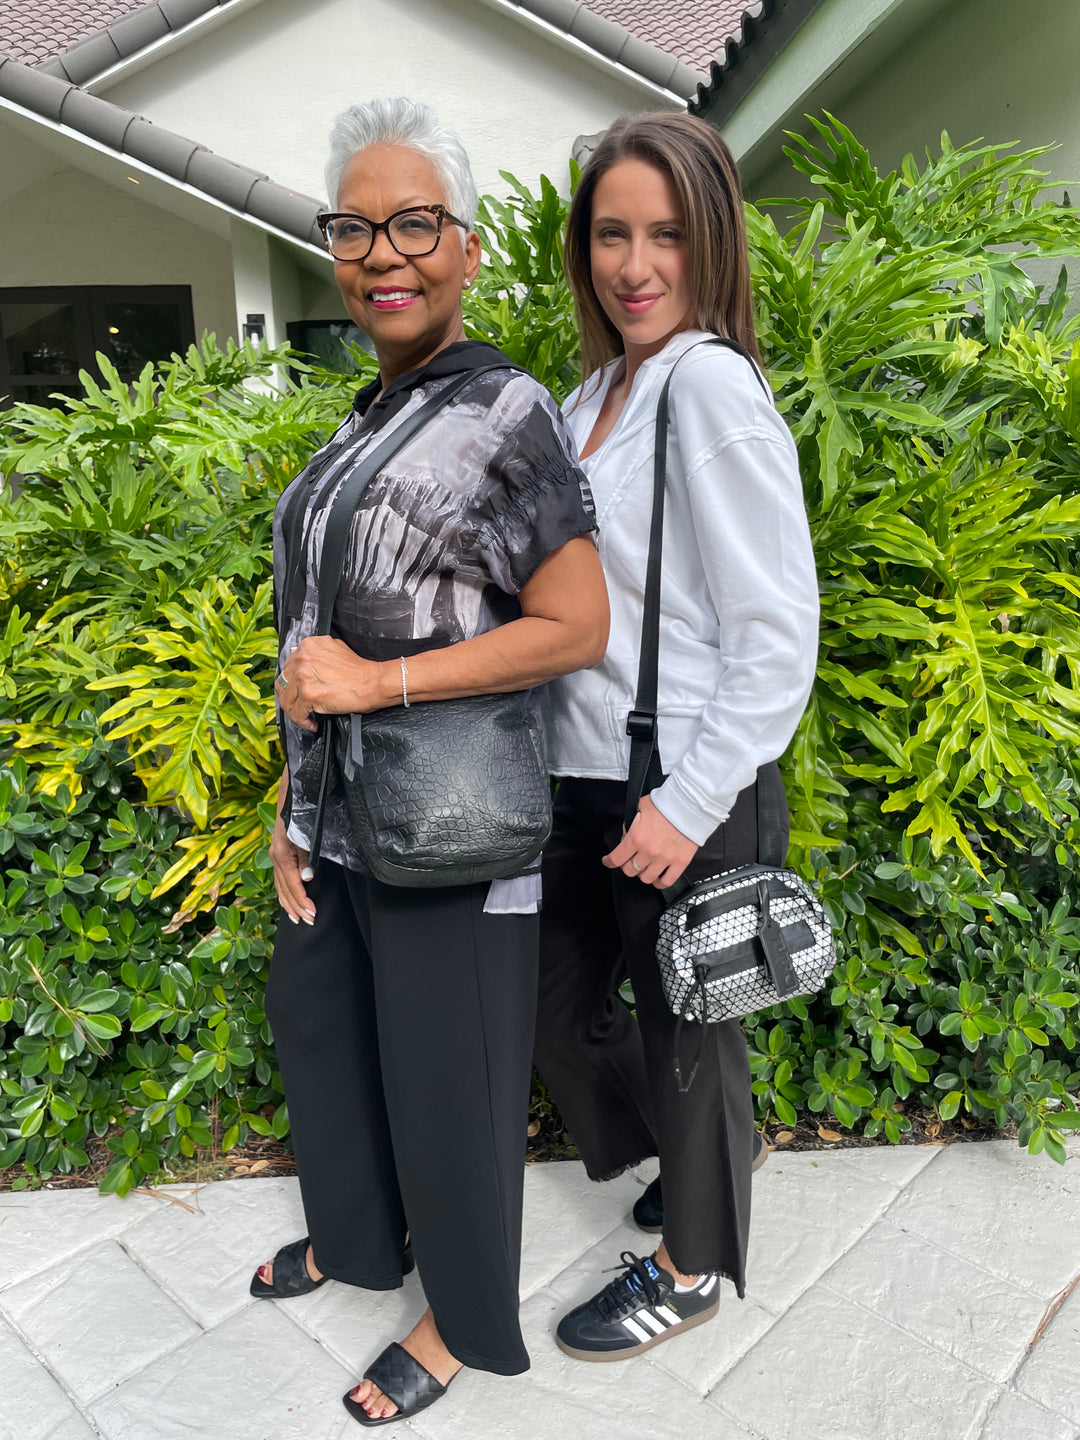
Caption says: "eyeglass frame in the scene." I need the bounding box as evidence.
[316,204,468,261]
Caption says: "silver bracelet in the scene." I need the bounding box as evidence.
[400,656,409,708]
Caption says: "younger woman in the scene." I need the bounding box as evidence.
[535,112,819,1360]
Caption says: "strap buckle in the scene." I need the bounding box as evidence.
[626,710,657,742]
[755,879,801,999]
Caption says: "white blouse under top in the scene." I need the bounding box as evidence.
[545,329,820,845]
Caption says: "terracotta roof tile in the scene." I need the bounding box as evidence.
[580,1,761,77]
[0,1,150,64]
[0,0,762,98]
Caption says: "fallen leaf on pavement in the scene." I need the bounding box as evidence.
[1030,1275,1080,1350]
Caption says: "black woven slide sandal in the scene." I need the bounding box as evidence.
[342,1341,456,1426]
[249,1235,328,1299]
[250,1237,416,1299]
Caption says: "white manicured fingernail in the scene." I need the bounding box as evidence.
[300,866,314,881]
[289,913,299,925]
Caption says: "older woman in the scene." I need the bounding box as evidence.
[250,99,607,1426]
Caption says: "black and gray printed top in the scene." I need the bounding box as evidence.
[272,340,596,895]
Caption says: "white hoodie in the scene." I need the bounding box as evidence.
[545,329,820,845]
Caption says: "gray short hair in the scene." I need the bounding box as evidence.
[324,97,479,228]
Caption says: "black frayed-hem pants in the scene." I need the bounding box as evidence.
[264,861,537,1377]
[535,770,784,1293]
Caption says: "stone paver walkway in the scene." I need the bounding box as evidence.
[1,1141,1078,1440]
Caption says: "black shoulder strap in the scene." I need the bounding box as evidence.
[623,337,780,866]
[315,362,518,635]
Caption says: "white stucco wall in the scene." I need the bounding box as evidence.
[0,166,237,343]
[742,0,1080,210]
[100,0,667,205]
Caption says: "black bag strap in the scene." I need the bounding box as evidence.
[624,338,779,869]
[315,362,519,634]
[300,359,520,872]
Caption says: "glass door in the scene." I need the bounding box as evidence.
[0,286,195,406]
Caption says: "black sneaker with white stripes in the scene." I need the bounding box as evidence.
[555,1251,719,1362]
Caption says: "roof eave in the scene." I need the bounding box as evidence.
[0,56,328,259]
[689,0,830,123]
[36,0,269,93]
[32,0,704,103]
[456,0,703,104]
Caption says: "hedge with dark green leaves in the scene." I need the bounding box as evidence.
[2,121,1080,1191]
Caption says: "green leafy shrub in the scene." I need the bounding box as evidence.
[745,118,1080,1161]
[0,742,284,1194]
[1,128,1080,1191]
[0,338,361,912]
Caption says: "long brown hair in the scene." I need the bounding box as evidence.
[564,112,760,387]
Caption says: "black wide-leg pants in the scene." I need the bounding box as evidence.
[264,860,537,1376]
[535,769,784,1294]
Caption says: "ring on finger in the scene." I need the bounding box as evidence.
[630,858,642,873]
[275,672,289,690]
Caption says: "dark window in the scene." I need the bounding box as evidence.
[286,318,372,383]
[0,286,195,407]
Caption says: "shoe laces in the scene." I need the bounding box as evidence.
[593,1251,663,1321]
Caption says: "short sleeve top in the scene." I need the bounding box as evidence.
[273,340,596,876]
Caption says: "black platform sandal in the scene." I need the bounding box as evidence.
[342,1341,456,1426]
[250,1236,415,1298]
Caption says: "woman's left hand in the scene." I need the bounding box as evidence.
[603,793,699,888]
[275,636,390,734]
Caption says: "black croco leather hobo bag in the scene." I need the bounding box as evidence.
[297,364,552,886]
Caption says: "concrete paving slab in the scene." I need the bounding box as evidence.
[1013,1284,1080,1425]
[408,1289,755,1440]
[518,1161,645,1301]
[628,1157,660,1186]
[38,1420,100,1440]
[828,1142,943,1189]
[646,1286,776,1400]
[887,1142,1080,1298]
[707,1284,997,1440]
[0,1313,87,1440]
[0,1239,200,1406]
[279,1263,425,1375]
[977,1387,1075,1440]
[823,1218,1047,1383]
[740,1153,898,1314]
[543,1215,653,1307]
[120,1176,306,1328]
[0,1141,1070,1440]
[88,1302,357,1440]
[0,1188,157,1292]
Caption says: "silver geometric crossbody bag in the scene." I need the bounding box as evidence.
[624,338,836,1091]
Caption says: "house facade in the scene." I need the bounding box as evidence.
[7,0,1068,410]
[698,0,1080,212]
[0,0,748,402]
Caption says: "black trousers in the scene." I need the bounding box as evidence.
[264,861,537,1376]
[535,770,784,1294]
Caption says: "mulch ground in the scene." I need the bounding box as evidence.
[0,1098,1011,1193]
